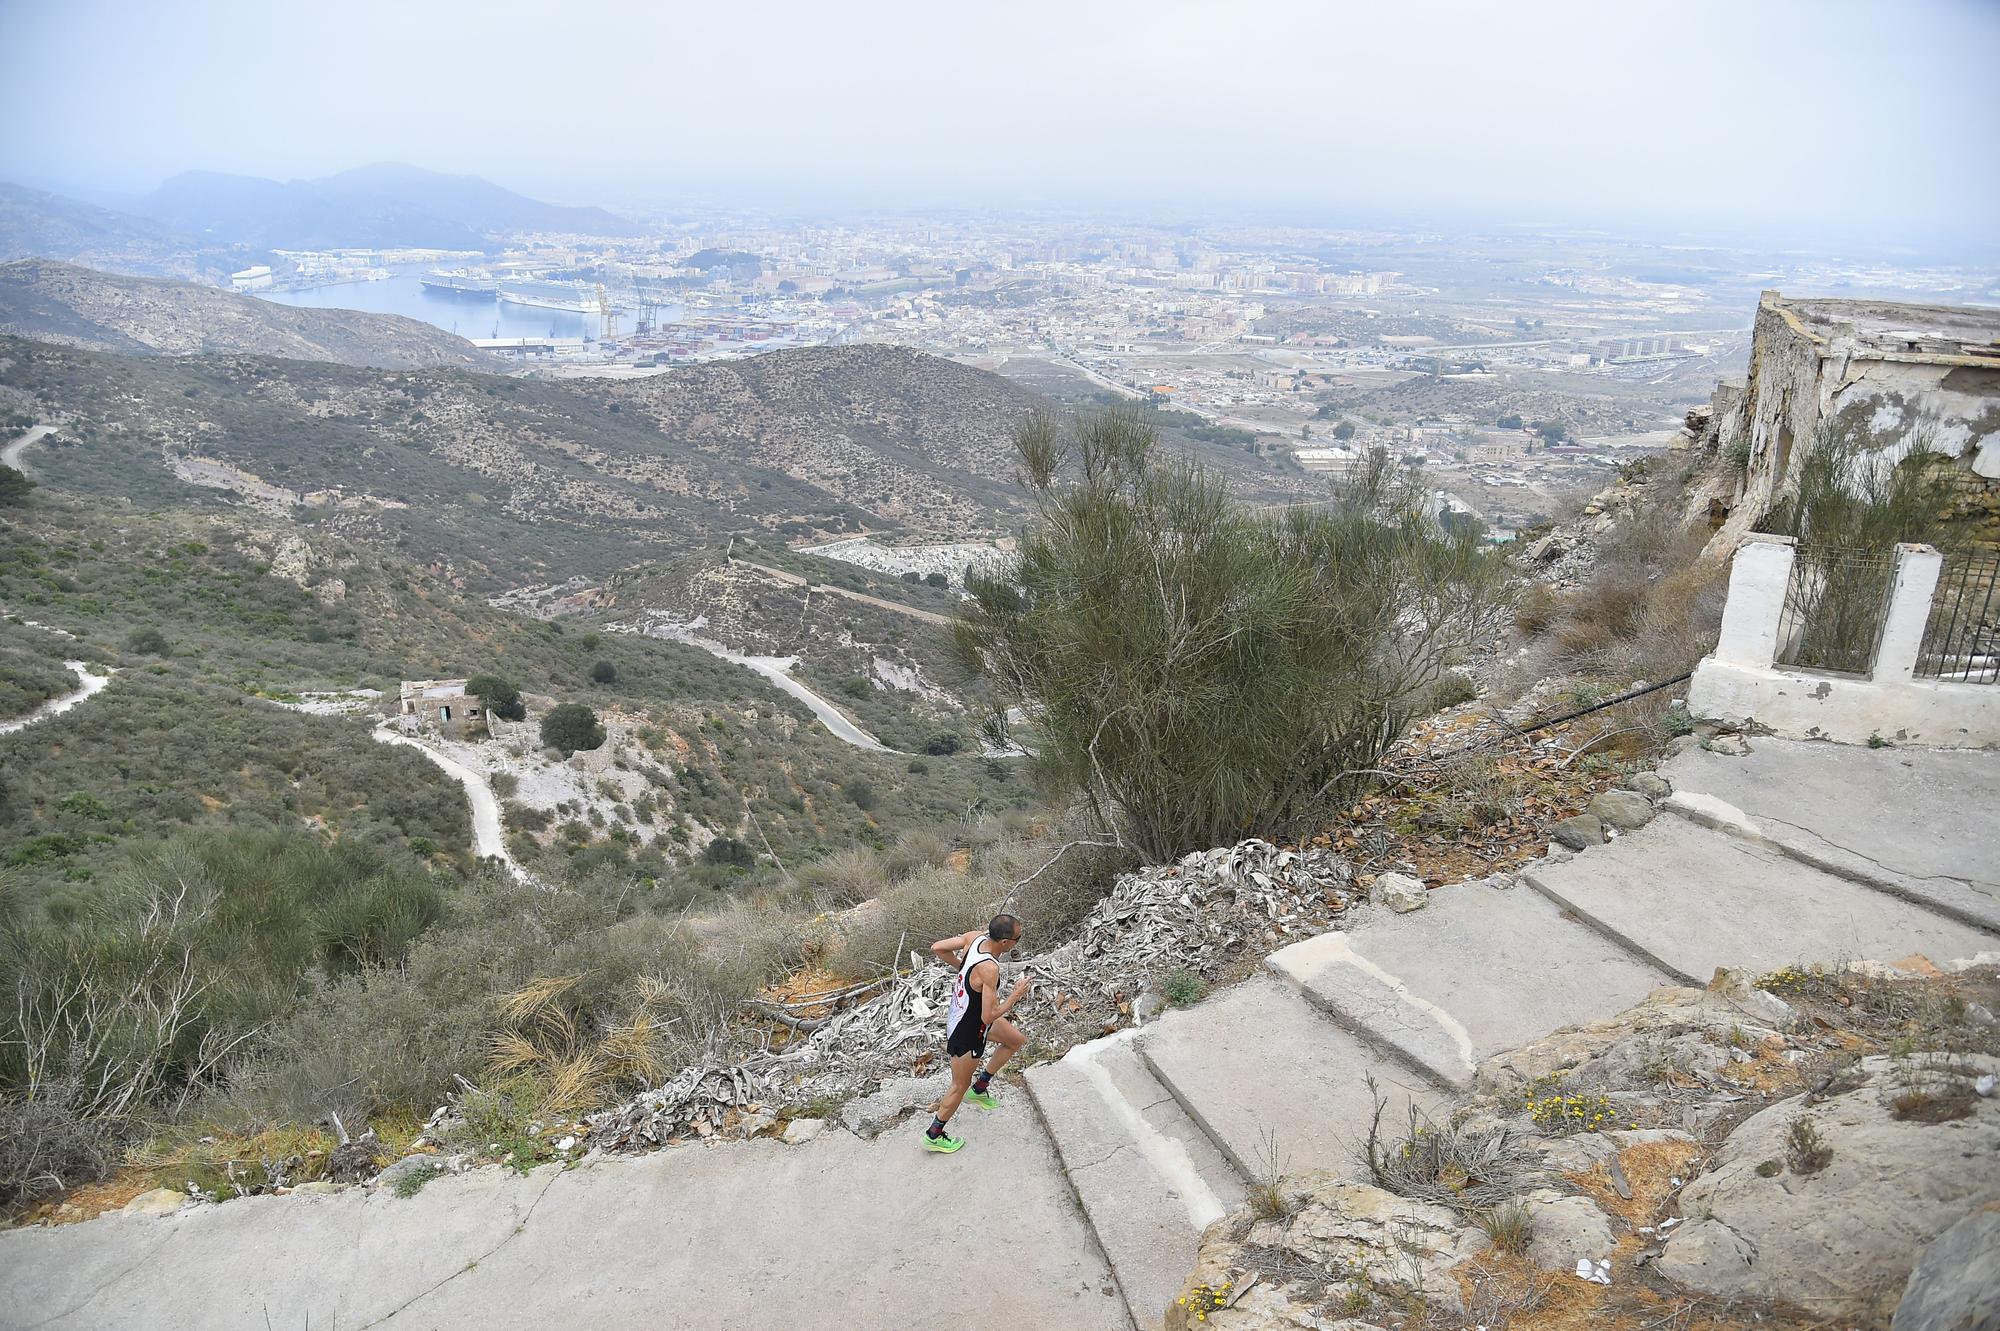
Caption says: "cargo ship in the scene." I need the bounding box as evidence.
[420,270,499,296]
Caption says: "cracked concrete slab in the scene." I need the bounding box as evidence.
[1524,814,1998,985]
[1664,738,2000,932]
[1027,1032,1242,1330]
[1268,880,1672,1088]
[0,1097,1125,1331]
[1135,974,1440,1185]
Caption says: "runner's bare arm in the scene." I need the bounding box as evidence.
[930,929,977,966]
[986,970,1031,1021]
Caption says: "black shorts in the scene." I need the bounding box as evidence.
[946,1017,987,1060]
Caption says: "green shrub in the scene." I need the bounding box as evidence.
[702,836,755,868]
[952,410,1506,861]
[794,846,887,911]
[0,828,443,1198]
[123,626,169,655]
[1766,427,1960,672]
[541,703,605,756]
[1163,968,1206,1006]
[590,660,618,685]
[466,674,526,722]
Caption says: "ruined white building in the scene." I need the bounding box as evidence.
[1701,292,2000,549]
[398,678,485,739]
[1685,294,2000,746]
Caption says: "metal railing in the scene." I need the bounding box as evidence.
[1917,550,2000,685]
[1773,545,1896,675]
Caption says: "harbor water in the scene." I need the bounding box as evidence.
[257,274,626,341]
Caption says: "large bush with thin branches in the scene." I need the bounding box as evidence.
[950,410,1507,863]
[1766,426,1962,672]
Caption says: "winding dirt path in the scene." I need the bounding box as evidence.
[0,660,112,735]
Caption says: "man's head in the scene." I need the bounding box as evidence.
[986,913,1024,955]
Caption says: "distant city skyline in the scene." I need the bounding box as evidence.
[2,0,1996,250]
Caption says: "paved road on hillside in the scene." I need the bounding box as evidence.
[729,556,952,626]
[658,628,895,752]
[0,423,54,471]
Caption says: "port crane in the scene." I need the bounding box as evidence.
[596,283,617,340]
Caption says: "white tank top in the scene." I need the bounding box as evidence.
[946,938,997,1034]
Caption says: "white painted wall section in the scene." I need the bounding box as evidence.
[1690,537,2000,748]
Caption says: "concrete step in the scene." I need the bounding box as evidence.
[1523,813,2000,986]
[1026,1033,1245,1331]
[1134,973,1440,1185]
[1662,740,2000,935]
[1267,879,1671,1089]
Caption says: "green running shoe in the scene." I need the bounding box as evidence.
[922,1129,965,1154]
[964,1088,997,1110]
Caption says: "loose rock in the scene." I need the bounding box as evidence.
[1587,789,1654,832]
[1625,772,1672,799]
[326,1130,382,1184]
[1522,1191,1616,1272]
[782,1117,827,1146]
[1550,814,1604,851]
[1370,872,1428,913]
[118,1188,186,1218]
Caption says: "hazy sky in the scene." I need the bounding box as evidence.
[3,0,1997,238]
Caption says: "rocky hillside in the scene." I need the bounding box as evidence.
[0,260,493,369]
[0,335,1037,588]
[611,345,1039,534]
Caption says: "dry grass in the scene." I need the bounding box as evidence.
[1246,1128,1294,1221]
[13,1168,155,1225]
[792,846,888,910]
[122,1109,425,1205]
[1565,1139,1703,1228]
[1473,1201,1535,1255]
[820,863,993,981]
[1514,469,1727,691]
[1435,1246,1825,1331]
[881,827,957,881]
[817,825,1129,982]
[1364,1079,1541,1212]
[482,972,684,1117]
[1514,582,1560,634]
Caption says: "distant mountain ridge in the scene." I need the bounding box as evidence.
[0,182,248,282]
[133,163,637,251]
[0,259,493,369]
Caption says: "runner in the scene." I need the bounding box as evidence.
[921,913,1030,1154]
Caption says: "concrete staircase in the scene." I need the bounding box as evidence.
[1025,737,2000,1331]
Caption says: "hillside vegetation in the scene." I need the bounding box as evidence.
[0,323,1466,1211]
